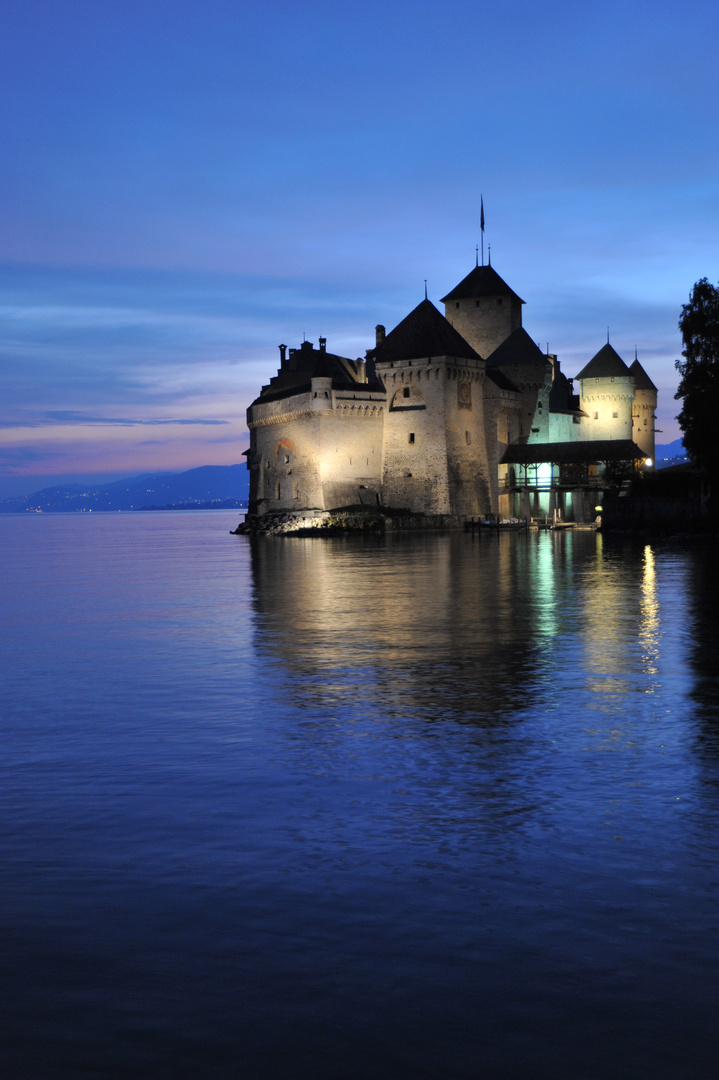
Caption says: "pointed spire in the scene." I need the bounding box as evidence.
[475,245,479,268]
[607,327,610,344]
[488,244,491,266]
[424,279,428,300]
[480,194,485,266]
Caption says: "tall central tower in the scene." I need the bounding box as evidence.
[441,264,524,359]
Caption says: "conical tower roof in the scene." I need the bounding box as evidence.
[575,343,631,381]
[441,264,524,305]
[372,298,481,363]
[629,358,657,392]
[485,327,551,369]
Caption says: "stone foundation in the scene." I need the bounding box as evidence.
[232,507,469,536]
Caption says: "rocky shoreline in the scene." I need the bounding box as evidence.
[231,507,467,536]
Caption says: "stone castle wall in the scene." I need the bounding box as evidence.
[632,387,657,459]
[484,392,523,515]
[445,295,522,359]
[317,403,385,508]
[379,362,451,514]
[377,356,491,516]
[579,376,635,442]
[248,388,385,513]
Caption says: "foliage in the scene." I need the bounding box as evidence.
[602,456,640,493]
[675,278,719,474]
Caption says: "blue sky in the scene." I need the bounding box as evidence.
[1,0,717,496]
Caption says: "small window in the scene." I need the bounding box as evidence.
[475,300,479,307]
[612,412,618,418]
[408,433,415,444]
[284,455,290,464]
[497,298,502,306]
[465,430,471,445]
[594,412,599,419]
[455,302,460,309]
[610,377,615,383]
[403,386,410,398]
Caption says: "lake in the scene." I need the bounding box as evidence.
[2,511,719,1078]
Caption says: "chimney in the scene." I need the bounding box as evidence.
[278,344,287,364]
[375,325,385,346]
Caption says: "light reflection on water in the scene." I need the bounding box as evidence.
[1,513,719,1079]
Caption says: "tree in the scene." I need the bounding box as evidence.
[675,278,719,476]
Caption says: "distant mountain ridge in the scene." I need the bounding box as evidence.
[0,464,249,513]
[655,439,688,467]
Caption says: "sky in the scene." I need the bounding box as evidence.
[1,0,717,497]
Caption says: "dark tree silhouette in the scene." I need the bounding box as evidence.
[675,278,719,476]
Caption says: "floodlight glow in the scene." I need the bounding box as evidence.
[644,458,653,468]
[594,505,602,512]
[537,462,552,488]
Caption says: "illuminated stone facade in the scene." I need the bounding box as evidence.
[245,264,657,522]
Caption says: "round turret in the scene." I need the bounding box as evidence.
[629,358,657,460]
[575,343,635,442]
[310,375,333,410]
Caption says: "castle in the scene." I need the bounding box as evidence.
[244,260,656,524]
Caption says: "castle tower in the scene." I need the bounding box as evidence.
[575,343,635,442]
[370,298,492,517]
[441,264,524,359]
[629,357,657,461]
[484,328,553,444]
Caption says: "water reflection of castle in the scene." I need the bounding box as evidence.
[247,531,670,756]
[246,262,656,524]
[248,532,611,725]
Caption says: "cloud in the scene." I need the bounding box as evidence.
[0,445,65,469]
[41,411,229,426]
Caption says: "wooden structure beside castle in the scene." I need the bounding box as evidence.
[244,262,656,525]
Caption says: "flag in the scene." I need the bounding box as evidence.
[480,195,485,233]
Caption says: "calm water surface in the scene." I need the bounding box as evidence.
[2,512,719,1078]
